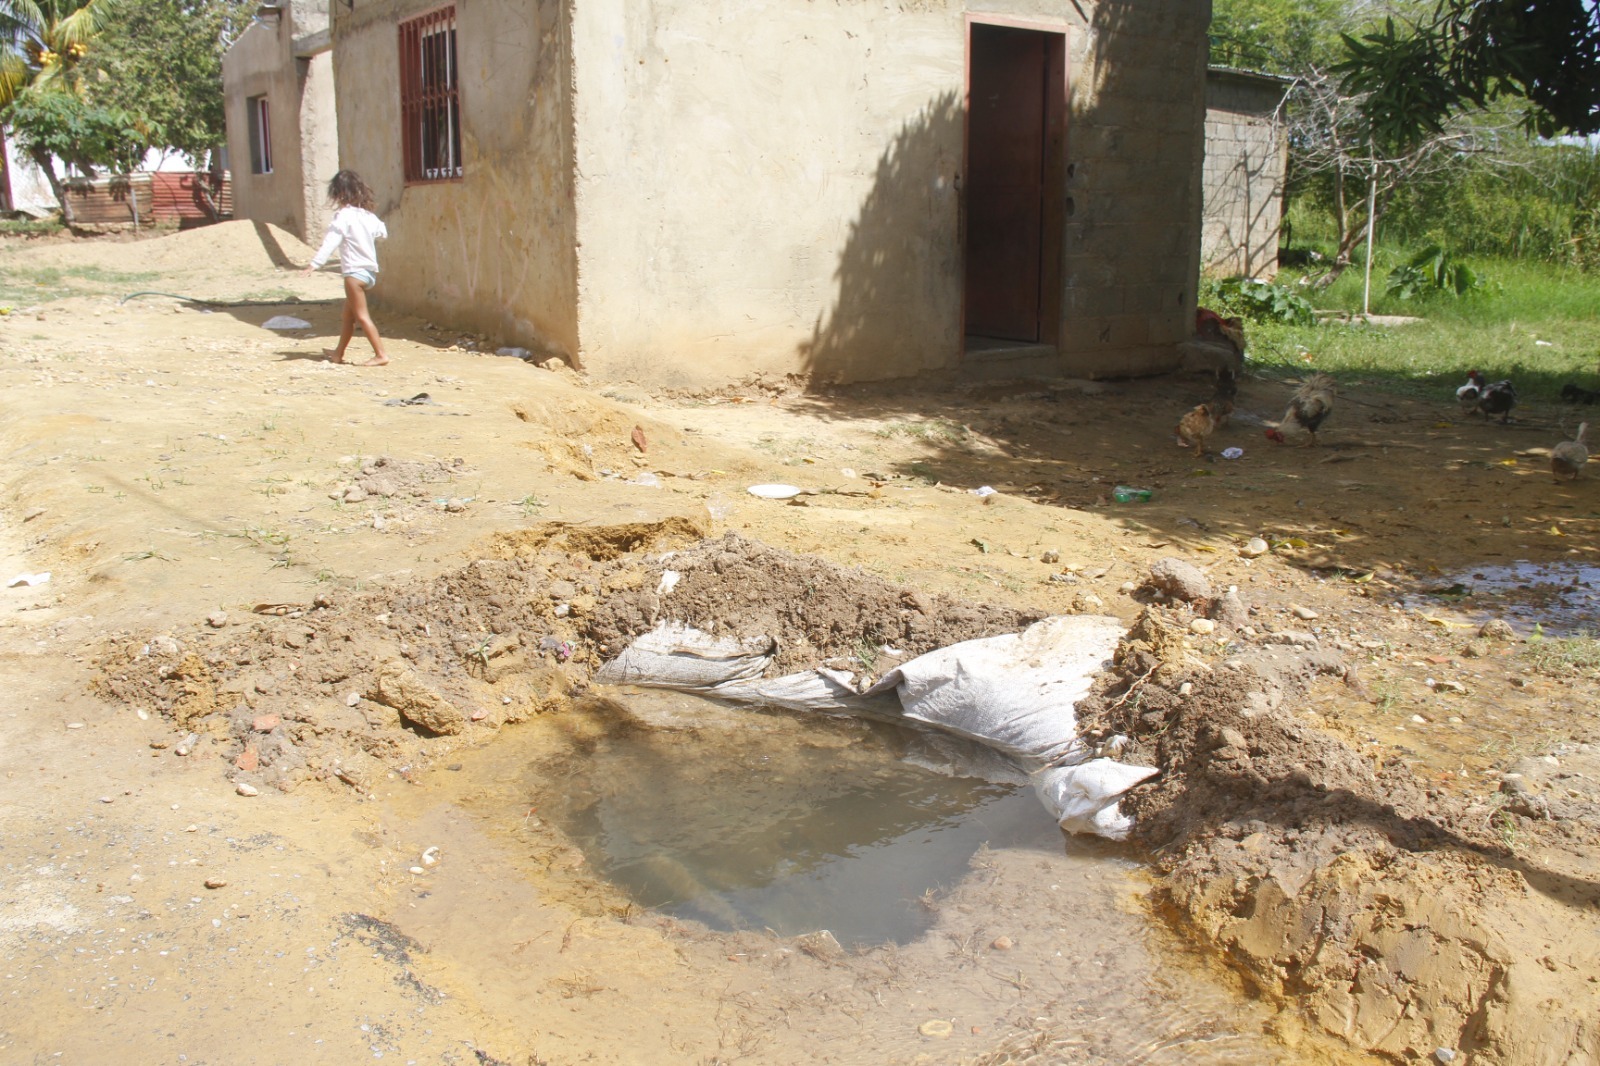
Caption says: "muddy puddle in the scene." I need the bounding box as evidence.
[381,689,1355,1064]
[1426,560,1599,634]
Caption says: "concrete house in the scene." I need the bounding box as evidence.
[328,1,1211,386]
[1201,66,1292,280]
[223,0,340,242]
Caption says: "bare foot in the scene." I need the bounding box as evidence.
[358,355,389,367]
[322,348,346,364]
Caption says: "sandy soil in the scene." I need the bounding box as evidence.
[2,222,1598,1065]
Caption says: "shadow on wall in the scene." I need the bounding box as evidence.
[797,91,963,387]
[796,0,1191,394]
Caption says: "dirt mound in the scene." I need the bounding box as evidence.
[96,524,1041,796]
[20,219,312,280]
[1077,611,1600,1065]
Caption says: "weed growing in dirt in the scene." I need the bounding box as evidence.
[1521,632,1600,678]
[876,418,969,443]
[0,262,159,305]
[516,494,547,516]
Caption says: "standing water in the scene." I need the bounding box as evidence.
[394,688,1371,1064]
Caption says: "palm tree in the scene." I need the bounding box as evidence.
[1,0,125,222]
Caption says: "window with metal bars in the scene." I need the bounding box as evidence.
[399,7,462,183]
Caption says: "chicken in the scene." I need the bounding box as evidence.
[1551,422,1589,481]
[1175,402,1220,456]
[1560,383,1600,406]
[1175,369,1239,457]
[1265,372,1336,446]
[1474,379,1517,423]
[1457,370,1486,415]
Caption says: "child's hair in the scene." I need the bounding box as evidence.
[326,169,375,211]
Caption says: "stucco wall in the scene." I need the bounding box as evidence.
[1201,69,1288,280]
[222,1,337,241]
[570,0,1210,385]
[329,0,578,361]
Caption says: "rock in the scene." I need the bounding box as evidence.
[1262,630,1318,647]
[1219,727,1248,750]
[204,878,227,890]
[206,611,229,628]
[333,752,378,790]
[251,714,280,732]
[371,658,467,735]
[1435,1050,1457,1064]
[345,691,361,707]
[1147,558,1212,603]
[1290,605,1318,621]
[793,929,845,962]
[1189,618,1216,635]
[1211,588,1249,627]
[990,935,1014,951]
[1480,618,1515,640]
[1461,640,1488,659]
[1040,549,1061,564]
[1431,679,1467,695]
[235,782,260,797]
[444,497,467,513]
[547,580,578,601]
[342,485,368,504]
[1241,536,1269,558]
[1119,581,1138,594]
[234,746,260,772]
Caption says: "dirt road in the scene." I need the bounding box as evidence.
[1,223,1596,1065]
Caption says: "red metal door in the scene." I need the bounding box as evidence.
[965,25,1048,342]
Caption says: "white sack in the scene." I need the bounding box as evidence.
[593,621,774,688]
[864,615,1123,764]
[1032,759,1160,841]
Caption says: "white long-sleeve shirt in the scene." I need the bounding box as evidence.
[310,205,388,275]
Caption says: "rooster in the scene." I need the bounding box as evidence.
[1456,370,1486,415]
[1474,379,1517,423]
[1560,383,1600,406]
[1551,423,1589,481]
[1265,373,1336,447]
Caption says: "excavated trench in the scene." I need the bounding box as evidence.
[95,521,1599,1064]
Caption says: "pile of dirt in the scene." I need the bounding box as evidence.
[95,523,1041,796]
[1077,611,1600,1064]
[17,219,313,281]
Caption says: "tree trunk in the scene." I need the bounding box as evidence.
[28,146,73,227]
[193,148,224,222]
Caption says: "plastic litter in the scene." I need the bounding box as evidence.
[496,346,532,360]
[261,315,311,331]
[7,571,50,588]
[593,614,1156,839]
[1220,447,1244,460]
[1112,485,1153,503]
[970,485,997,497]
[747,483,803,500]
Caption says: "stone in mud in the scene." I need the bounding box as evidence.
[1479,618,1515,641]
[793,929,845,963]
[1146,558,1212,603]
[371,658,467,735]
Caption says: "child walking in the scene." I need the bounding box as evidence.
[303,170,389,366]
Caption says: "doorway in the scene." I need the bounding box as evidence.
[963,22,1066,349]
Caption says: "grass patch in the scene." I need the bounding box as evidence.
[0,218,65,238]
[875,418,970,443]
[1521,631,1600,678]
[1234,249,1600,402]
[0,261,161,306]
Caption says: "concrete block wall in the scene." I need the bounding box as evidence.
[1201,70,1289,279]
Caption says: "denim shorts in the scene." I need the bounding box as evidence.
[346,269,378,289]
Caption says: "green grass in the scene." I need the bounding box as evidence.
[0,218,64,238]
[0,261,160,306]
[1235,252,1600,401]
[1521,632,1600,678]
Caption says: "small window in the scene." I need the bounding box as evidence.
[399,7,462,182]
[246,95,272,175]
